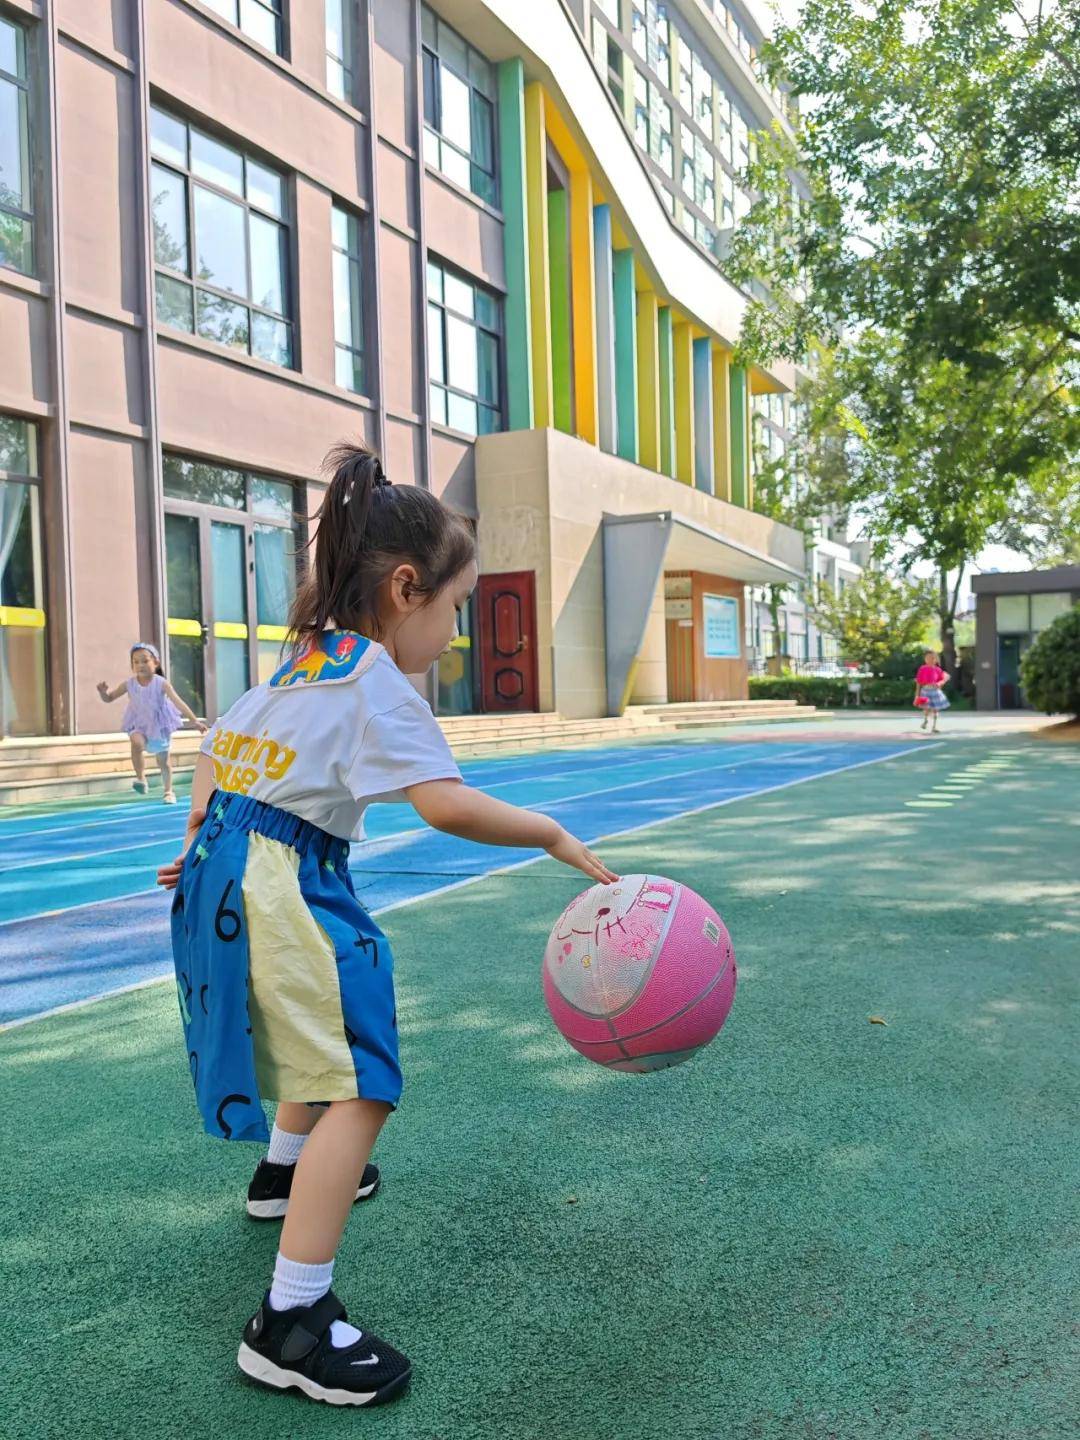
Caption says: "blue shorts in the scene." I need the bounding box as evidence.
[170,792,401,1143]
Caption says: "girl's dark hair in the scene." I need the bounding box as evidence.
[287,442,476,651]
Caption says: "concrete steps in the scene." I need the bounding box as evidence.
[0,700,818,806]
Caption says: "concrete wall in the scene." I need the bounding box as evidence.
[476,427,801,717]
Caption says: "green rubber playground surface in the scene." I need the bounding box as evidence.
[3,732,1078,1439]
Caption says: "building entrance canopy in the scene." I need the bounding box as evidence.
[602,510,804,715]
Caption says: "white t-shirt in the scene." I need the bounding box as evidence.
[199,631,460,839]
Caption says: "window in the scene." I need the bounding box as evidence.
[0,415,47,735]
[150,107,293,367]
[332,205,365,393]
[1032,593,1073,632]
[427,259,502,438]
[437,593,476,715]
[692,50,712,133]
[421,6,497,205]
[595,0,620,22]
[680,123,714,220]
[633,71,672,177]
[0,16,33,275]
[202,0,284,55]
[631,1,669,87]
[325,0,353,100]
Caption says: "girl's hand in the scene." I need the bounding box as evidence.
[96,680,109,699]
[156,807,206,891]
[195,718,209,734]
[545,827,619,885]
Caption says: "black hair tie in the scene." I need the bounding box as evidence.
[373,462,391,489]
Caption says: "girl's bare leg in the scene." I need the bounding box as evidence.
[130,733,147,784]
[156,750,173,795]
[279,1098,390,1264]
[275,1101,323,1138]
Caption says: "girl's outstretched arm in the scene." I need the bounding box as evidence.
[97,680,127,702]
[156,751,216,890]
[163,677,208,731]
[406,779,618,886]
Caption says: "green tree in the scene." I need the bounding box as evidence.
[729,0,1080,372]
[811,568,936,673]
[723,2,1080,675]
[1021,605,1080,715]
[801,331,1079,671]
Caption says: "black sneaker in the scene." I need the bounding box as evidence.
[238,1290,411,1406]
[246,1160,380,1220]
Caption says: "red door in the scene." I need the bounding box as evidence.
[476,571,539,712]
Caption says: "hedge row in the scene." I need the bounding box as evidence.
[749,675,919,707]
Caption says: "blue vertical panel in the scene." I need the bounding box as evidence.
[592,205,618,455]
[612,248,638,463]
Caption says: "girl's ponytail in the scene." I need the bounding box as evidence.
[286,441,474,652]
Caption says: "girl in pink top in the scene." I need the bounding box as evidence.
[98,642,206,802]
[914,649,950,733]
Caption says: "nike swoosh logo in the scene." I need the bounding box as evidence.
[351,1354,379,1367]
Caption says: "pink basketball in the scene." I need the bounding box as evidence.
[542,874,736,1073]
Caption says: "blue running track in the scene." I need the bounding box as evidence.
[0,737,918,1025]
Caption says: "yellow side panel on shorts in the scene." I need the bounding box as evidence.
[242,833,359,1102]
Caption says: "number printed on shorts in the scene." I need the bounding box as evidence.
[214,879,242,943]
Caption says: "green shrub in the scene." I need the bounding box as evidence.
[1020,605,1080,715]
[875,646,929,680]
[749,674,916,707]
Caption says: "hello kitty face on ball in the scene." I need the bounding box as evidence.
[553,874,676,949]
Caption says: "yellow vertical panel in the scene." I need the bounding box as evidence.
[569,167,598,444]
[712,346,731,501]
[524,83,553,429]
[673,320,695,486]
[636,288,660,471]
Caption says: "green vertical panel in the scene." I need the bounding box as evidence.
[613,249,638,463]
[729,363,748,507]
[496,59,533,431]
[547,188,573,434]
[657,307,674,477]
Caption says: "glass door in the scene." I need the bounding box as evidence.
[165,509,296,720]
[165,511,206,716]
[211,519,250,713]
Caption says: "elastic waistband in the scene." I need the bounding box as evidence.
[209,791,349,865]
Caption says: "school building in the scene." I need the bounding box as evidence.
[1,0,833,738]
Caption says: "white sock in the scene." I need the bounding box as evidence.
[266,1123,308,1166]
[268,1254,363,1349]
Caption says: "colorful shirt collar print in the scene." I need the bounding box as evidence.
[269,631,380,689]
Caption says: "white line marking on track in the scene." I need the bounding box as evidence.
[0,746,810,903]
[0,740,936,1032]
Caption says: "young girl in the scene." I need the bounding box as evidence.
[914,648,950,734]
[98,643,207,801]
[156,444,616,1408]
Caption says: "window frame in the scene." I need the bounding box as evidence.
[324,0,354,102]
[0,14,34,277]
[203,0,285,57]
[331,202,366,395]
[149,106,295,369]
[421,5,498,207]
[426,257,504,440]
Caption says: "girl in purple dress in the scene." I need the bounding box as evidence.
[98,642,206,802]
